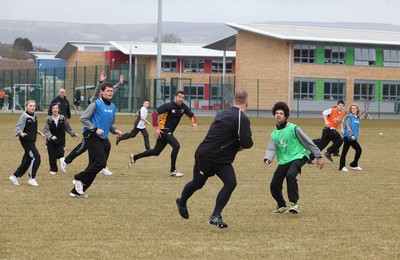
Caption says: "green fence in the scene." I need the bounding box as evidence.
[1,66,398,118]
[0,64,148,113]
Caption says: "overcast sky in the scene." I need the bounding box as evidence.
[3,0,400,26]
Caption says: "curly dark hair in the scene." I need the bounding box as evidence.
[272,101,290,118]
[48,103,60,115]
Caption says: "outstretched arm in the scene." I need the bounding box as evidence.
[113,74,125,95]
[91,71,107,102]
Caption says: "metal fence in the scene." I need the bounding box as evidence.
[1,66,399,119]
[0,64,149,113]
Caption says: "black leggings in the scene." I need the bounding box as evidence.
[65,138,87,164]
[119,127,150,150]
[179,152,237,217]
[134,133,180,172]
[339,138,362,169]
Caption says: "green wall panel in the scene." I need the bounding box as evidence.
[346,47,354,65]
[376,48,383,67]
[316,45,325,64]
[316,78,324,100]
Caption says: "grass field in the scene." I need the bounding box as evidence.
[0,113,399,259]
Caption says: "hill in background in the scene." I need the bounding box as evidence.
[0,20,237,51]
[1,20,400,53]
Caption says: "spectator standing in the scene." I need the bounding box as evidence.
[0,88,5,108]
[73,86,82,114]
[7,89,13,110]
[51,88,71,120]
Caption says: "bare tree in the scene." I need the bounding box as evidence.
[153,33,182,43]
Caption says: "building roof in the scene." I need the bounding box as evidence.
[109,41,236,58]
[30,52,60,60]
[226,22,400,46]
[203,35,236,51]
[55,41,114,60]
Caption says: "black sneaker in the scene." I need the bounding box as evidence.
[333,153,340,157]
[176,198,189,219]
[208,215,228,228]
[324,152,333,162]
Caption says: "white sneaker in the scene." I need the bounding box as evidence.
[341,167,349,172]
[9,175,19,186]
[28,178,39,186]
[50,171,56,175]
[128,154,135,169]
[69,192,88,198]
[60,157,67,173]
[73,179,84,195]
[170,170,184,177]
[352,166,363,171]
[101,167,113,176]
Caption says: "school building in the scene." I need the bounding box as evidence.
[52,23,400,114]
[225,23,400,113]
[55,41,236,111]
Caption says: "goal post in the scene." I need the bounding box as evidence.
[11,84,43,111]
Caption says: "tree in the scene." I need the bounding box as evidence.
[153,33,182,43]
[13,37,33,51]
[9,38,33,59]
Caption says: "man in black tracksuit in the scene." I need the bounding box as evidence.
[51,88,71,120]
[176,90,253,229]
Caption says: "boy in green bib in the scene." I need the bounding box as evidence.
[264,102,324,214]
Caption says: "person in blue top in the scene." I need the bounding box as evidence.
[264,102,324,214]
[69,83,122,198]
[339,103,363,172]
[61,72,124,176]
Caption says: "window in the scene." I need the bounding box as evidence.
[84,46,104,52]
[293,78,316,99]
[212,59,232,73]
[183,84,204,100]
[161,58,177,72]
[382,81,400,101]
[324,46,346,64]
[160,83,171,100]
[354,80,375,101]
[354,48,376,66]
[184,59,204,73]
[324,79,346,100]
[383,49,400,67]
[294,44,316,63]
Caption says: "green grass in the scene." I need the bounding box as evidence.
[1,114,399,259]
